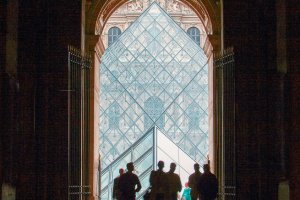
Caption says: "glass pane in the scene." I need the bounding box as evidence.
[101,188,109,200]
[101,170,110,190]
[157,129,179,162]
[135,151,153,174]
[136,171,151,197]
[133,132,153,159]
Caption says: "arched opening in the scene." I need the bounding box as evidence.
[84,0,221,198]
[107,27,122,46]
[187,27,201,46]
[2,0,298,200]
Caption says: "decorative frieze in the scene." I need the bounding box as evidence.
[101,0,208,49]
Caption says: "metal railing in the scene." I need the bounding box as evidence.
[215,48,236,200]
[68,46,92,200]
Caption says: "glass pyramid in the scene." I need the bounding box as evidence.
[99,2,209,170]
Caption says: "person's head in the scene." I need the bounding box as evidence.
[185,182,189,188]
[127,162,134,172]
[194,163,200,172]
[157,160,164,170]
[203,164,210,173]
[170,162,176,172]
[119,168,124,175]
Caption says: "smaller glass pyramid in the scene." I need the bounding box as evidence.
[100,126,198,200]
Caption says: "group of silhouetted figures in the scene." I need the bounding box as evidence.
[112,161,218,200]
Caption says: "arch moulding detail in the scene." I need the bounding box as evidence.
[86,0,221,51]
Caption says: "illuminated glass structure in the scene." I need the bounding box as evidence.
[99,3,209,197]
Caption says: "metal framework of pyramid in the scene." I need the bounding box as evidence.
[99,2,209,171]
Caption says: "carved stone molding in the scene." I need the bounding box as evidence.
[207,33,221,52]
[86,34,101,51]
[87,0,219,39]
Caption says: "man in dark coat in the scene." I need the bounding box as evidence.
[149,160,169,200]
[119,162,141,200]
[197,164,218,200]
[188,163,202,200]
[166,162,182,200]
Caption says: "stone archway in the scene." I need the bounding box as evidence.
[86,0,220,36]
[83,1,221,199]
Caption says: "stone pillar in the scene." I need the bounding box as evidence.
[86,34,102,200]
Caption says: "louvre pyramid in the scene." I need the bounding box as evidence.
[99,2,209,169]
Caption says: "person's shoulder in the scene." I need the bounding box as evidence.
[162,171,168,176]
[121,172,130,178]
[118,174,125,184]
[150,170,156,176]
[159,171,167,178]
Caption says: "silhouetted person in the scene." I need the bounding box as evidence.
[188,163,202,200]
[197,164,218,200]
[181,182,191,200]
[150,160,168,200]
[119,162,141,200]
[113,168,124,200]
[167,162,182,199]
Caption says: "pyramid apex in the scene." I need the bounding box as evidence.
[147,1,163,14]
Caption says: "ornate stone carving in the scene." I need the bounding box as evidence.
[101,0,207,49]
[168,0,181,12]
[113,0,199,14]
[127,0,143,12]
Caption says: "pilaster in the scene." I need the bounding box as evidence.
[85,34,101,200]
